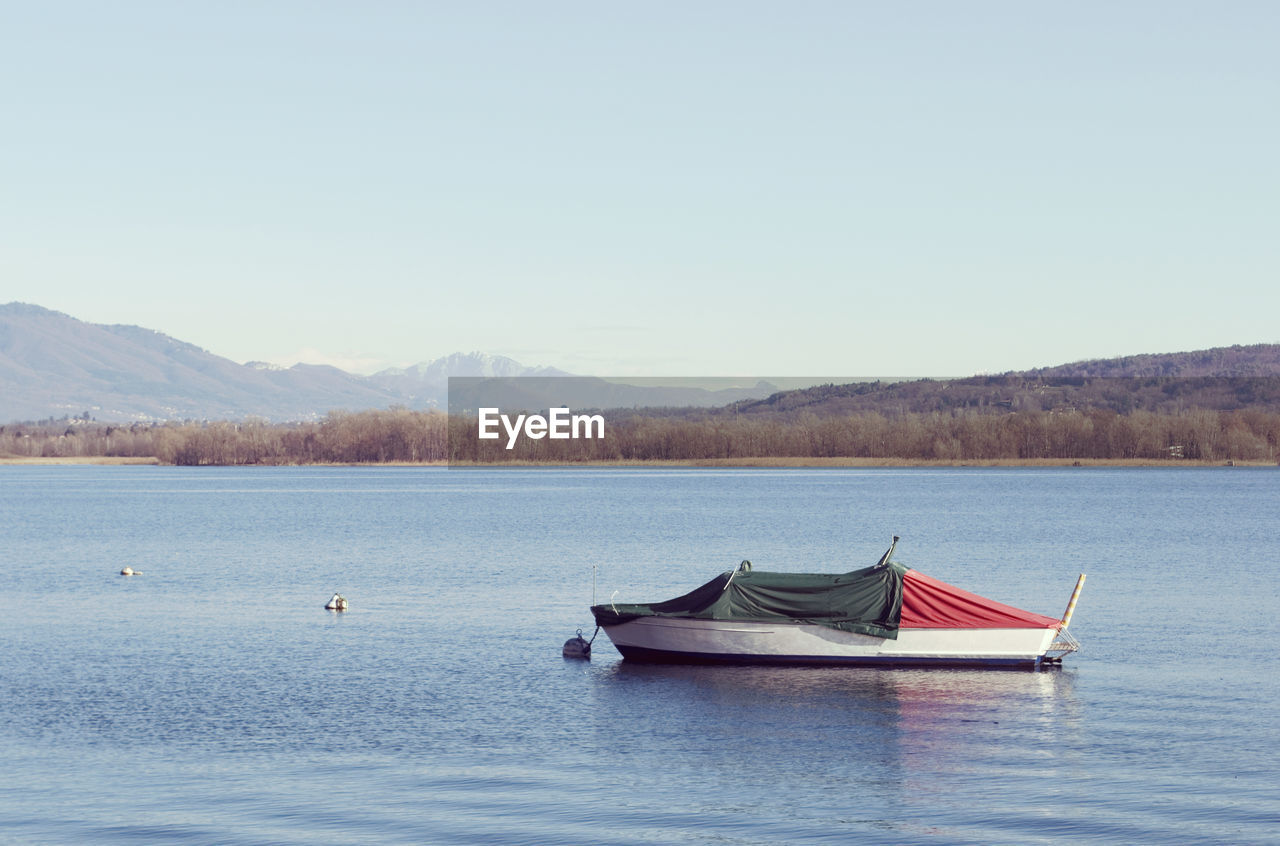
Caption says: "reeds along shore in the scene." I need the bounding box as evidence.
[3,407,1280,466]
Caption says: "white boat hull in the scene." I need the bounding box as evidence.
[601,617,1059,668]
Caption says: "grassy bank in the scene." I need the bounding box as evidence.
[448,457,1277,468]
[8,456,1270,468]
[0,456,160,466]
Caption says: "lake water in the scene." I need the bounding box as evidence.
[2,466,1277,844]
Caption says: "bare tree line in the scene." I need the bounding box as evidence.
[451,407,1280,463]
[0,409,449,465]
[8,405,1270,464]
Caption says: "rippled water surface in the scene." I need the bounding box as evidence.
[2,466,1277,844]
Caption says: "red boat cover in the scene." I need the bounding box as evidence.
[900,569,1060,629]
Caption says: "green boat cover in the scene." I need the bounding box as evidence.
[591,560,907,640]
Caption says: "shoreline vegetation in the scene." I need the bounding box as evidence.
[3,457,1274,468]
[2,407,1278,467]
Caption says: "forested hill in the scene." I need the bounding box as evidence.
[720,344,1280,418]
[9,343,1280,465]
[1023,344,1280,378]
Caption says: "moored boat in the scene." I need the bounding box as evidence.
[590,538,1082,669]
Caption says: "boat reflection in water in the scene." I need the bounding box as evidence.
[590,660,1082,839]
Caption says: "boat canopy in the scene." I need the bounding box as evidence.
[901,569,1060,630]
[592,561,907,639]
[592,558,1060,640]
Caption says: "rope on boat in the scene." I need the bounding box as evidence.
[722,560,751,592]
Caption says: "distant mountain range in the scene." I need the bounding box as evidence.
[4,302,1279,423]
[0,303,567,421]
[0,304,776,422]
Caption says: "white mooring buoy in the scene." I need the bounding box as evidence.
[120,566,142,576]
[325,593,348,611]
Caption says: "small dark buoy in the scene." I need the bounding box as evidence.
[562,628,591,660]
[324,593,348,611]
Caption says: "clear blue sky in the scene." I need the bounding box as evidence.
[3,2,1277,376]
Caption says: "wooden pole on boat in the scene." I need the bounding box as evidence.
[1060,574,1086,627]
